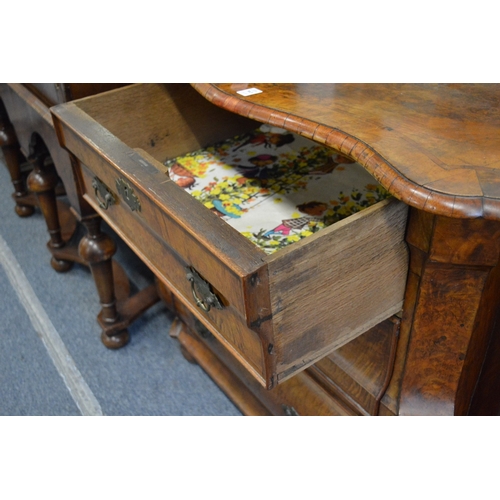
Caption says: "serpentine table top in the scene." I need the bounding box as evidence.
[192,83,500,220]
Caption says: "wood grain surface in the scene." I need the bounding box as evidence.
[193,83,500,220]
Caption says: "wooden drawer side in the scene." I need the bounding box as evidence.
[267,198,409,383]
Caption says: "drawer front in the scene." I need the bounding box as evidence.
[79,162,269,384]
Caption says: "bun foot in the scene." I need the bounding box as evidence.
[101,329,130,349]
[15,204,35,217]
[50,256,73,273]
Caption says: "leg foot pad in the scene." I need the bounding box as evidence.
[15,204,35,218]
[51,256,74,273]
[101,329,130,349]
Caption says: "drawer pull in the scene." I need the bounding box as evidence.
[92,177,115,210]
[116,178,141,212]
[186,267,223,312]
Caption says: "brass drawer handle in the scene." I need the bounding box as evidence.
[92,177,115,210]
[186,267,223,312]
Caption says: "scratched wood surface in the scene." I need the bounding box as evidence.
[193,83,500,220]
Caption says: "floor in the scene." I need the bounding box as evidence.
[0,151,242,416]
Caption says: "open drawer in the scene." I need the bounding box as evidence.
[51,83,409,389]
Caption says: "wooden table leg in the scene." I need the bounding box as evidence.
[79,215,127,348]
[0,100,35,217]
[26,149,73,272]
[79,214,161,349]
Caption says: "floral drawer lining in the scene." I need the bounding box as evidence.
[165,126,390,255]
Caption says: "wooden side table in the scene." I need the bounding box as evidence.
[0,84,159,347]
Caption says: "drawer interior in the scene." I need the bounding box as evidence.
[163,123,392,255]
[75,83,394,257]
[75,83,260,161]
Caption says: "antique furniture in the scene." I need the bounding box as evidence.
[0,83,157,338]
[0,84,128,215]
[50,83,500,416]
[0,83,127,269]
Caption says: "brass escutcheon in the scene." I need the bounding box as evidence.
[116,177,141,212]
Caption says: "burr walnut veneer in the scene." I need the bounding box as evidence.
[50,83,500,415]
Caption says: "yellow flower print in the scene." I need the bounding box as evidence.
[175,155,211,178]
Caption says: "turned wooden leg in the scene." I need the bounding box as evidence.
[26,151,73,272]
[79,215,130,349]
[0,103,35,217]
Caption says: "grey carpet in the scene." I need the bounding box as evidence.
[0,151,241,416]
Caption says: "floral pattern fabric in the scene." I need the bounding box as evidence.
[165,125,390,255]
